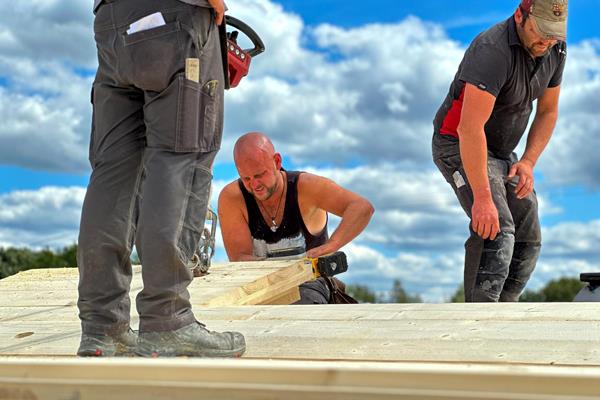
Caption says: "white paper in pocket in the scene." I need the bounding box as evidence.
[127,12,166,35]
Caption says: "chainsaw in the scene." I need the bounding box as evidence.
[219,15,265,89]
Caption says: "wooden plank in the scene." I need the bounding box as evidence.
[205,262,313,306]
[1,358,600,400]
[263,287,301,305]
[0,261,313,307]
[3,303,600,322]
[1,304,599,366]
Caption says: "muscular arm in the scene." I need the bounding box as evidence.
[508,85,561,198]
[217,182,263,261]
[299,174,374,258]
[457,83,499,240]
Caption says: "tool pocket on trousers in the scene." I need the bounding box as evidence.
[122,21,184,93]
[144,74,218,152]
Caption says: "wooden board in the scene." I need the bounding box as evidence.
[1,358,600,400]
[2,267,600,399]
[0,260,313,307]
[1,303,600,366]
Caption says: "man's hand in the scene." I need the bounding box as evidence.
[508,160,534,199]
[207,0,225,25]
[471,197,500,240]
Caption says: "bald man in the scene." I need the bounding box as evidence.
[218,132,374,304]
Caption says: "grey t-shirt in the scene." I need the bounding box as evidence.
[433,17,567,159]
[94,0,212,12]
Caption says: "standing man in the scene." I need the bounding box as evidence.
[218,132,374,303]
[432,0,568,302]
[77,0,245,357]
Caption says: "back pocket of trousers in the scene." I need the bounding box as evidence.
[144,74,215,152]
[122,21,184,93]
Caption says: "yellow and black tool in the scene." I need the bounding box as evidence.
[265,247,349,278]
[308,251,348,278]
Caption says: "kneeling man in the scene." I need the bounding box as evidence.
[218,132,374,303]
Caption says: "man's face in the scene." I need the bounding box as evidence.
[519,14,558,58]
[236,155,279,202]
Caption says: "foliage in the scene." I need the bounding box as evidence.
[448,277,585,302]
[346,279,422,303]
[520,277,585,302]
[389,279,422,303]
[346,284,377,303]
[0,245,78,279]
[449,284,465,303]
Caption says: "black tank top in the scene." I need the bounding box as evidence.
[238,170,328,258]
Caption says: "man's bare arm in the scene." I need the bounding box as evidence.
[217,183,263,261]
[299,173,374,258]
[508,85,561,199]
[457,83,499,240]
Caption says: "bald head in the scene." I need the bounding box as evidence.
[233,132,276,165]
[233,132,275,164]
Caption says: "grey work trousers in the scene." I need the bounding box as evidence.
[78,0,224,335]
[432,134,541,302]
[294,278,331,304]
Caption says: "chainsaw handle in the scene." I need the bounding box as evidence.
[225,15,265,58]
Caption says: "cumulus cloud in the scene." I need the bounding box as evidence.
[0,186,85,248]
[538,40,600,188]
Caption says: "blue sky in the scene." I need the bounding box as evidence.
[1,0,599,300]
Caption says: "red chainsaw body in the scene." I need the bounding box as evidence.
[227,39,252,88]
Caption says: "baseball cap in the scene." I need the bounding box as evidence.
[520,0,568,40]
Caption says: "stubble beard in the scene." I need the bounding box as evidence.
[252,173,279,202]
[527,42,553,58]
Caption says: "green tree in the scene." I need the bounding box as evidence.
[59,244,78,268]
[346,284,377,303]
[541,277,584,302]
[0,244,79,279]
[519,277,584,302]
[449,284,465,303]
[389,279,422,303]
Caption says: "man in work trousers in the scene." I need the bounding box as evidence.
[77,0,245,357]
[218,132,374,303]
[432,0,568,302]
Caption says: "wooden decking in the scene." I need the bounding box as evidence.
[1,263,600,399]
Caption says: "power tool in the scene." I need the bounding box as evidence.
[266,247,349,279]
[219,15,265,89]
[308,251,349,279]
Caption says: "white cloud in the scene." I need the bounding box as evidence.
[0,186,85,248]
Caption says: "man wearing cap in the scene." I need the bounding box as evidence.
[432,0,568,302]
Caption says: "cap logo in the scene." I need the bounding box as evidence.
[552,2,565,17]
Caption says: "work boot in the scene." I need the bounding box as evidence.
[77,328,137,357]
[135,321,246,358]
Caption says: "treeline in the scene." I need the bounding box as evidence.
[347,280,422,303]
[348,276,586,303]
[0,245,78,279]
[448,276,585,302]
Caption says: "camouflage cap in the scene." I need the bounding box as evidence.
[520,0,568,40]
